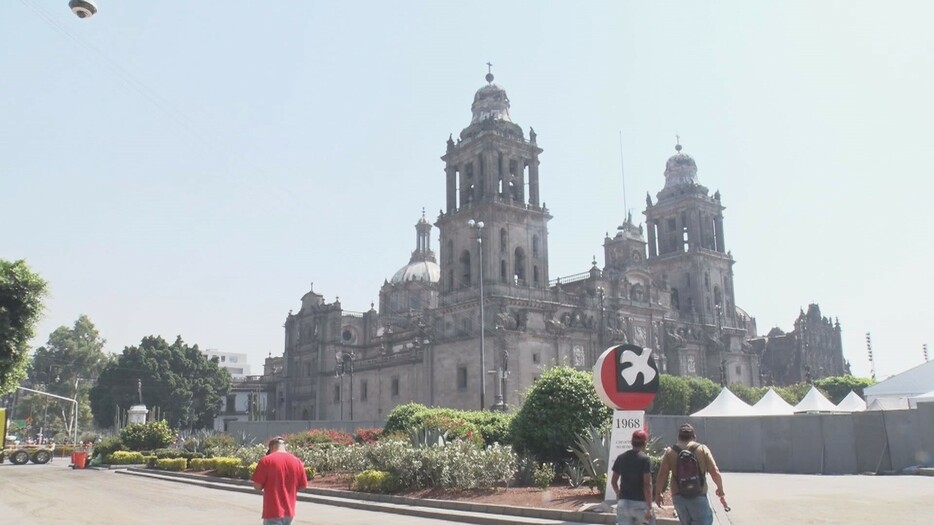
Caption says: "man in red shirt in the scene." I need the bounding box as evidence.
[252,437,308,525]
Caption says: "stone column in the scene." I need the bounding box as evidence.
[714,215,725,252]
[648,220,658,257]
[528,156,540,207]
[446,165,457,212]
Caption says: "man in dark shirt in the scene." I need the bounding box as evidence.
[611,429,655,525]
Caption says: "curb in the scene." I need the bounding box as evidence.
[118,468,679,525]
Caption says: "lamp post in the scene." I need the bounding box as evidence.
[336,351,355,420]
[468,219,486,410]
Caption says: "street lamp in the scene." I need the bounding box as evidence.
[336,351,355,420]
[468,219,486,410]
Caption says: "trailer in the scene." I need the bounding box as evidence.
[1,443,55,465]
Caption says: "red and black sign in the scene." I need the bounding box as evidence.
[593,344,659,410]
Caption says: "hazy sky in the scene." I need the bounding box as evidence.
[2,1,931,380]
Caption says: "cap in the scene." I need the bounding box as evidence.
[679,423,695,434]
[632,429,649,443]
[267,436,286,449]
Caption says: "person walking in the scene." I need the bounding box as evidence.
[611,429,655,525]
[654,423,724,525]
[252,437,308,525]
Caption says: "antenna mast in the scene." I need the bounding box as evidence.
[865,333,876,381]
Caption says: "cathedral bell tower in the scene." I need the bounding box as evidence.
[644,142,737,326]
[435,71,551,295]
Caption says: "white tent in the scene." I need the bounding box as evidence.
[835,390,866,412]
[864,360,934,407]
[691,387,757,417]
[908,389,934,409]
[793,386,838,413]
[867,397,910,411]
[751,388,795,416]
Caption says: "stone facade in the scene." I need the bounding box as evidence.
[751,304,846,386]
[272,73,775,422]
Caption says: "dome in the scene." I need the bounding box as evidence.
[390,260,441,284]
[663,143,699,188]
[470,74,512,124]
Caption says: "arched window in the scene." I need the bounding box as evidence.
[532,235,540,257]
[460,250,472,287]
[500,228,507,251]
[671,288,680,310]
[514,247,526,284]
[714,286,722,308]
[500,260,507,283]
[533,265,540,285]
[447,240,454,263]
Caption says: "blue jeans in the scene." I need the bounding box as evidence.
[672,494,712,525]
[617,499,656,525]
[263,518,293,525]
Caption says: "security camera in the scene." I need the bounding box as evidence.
[69,0,98,19]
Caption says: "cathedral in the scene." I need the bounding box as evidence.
[271,72,844,421]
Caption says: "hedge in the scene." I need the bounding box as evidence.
[106,451,147,465]
[155,458,187,471]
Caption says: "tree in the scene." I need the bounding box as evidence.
[89,335,231,430]
[813,375,875,404]
[510,366,612,462]
[685,376,721,414]
[647,374,691,415]
[0,259,47,395]
[20,315,111,438]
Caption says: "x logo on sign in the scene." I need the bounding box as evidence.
[619,347,656,386]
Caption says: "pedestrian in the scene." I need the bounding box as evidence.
[611,429,656,525]
[251,436,308,525]
[654,423,725,525]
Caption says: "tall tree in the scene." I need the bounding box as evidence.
[21,315,111,437]
[0,259,47,395]
[89,335,231,430]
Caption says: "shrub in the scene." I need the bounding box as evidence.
[151,448,204,461]
[363,439,517,491]
[201,432,238,451]
[420,414,483,447]
[814,376,875,404]
[240,462,257,480]
[189,458,210,471]
[106,451,147,465]
[233,444,267,467]
[354,428,383,444]
[155,458,187,471]
[120,420,174,451]
[383,402,428,435]
[293,443,367,474]
[94,435,126,458]
[685,376,721,414]
[729,383,769,405]
[213,457,245,478]
[648,375,692,415]
[305,466,316,480]
[352,470,399,493]
[284,429,354,447]
[510,366,612,462]
[532,463,555,488]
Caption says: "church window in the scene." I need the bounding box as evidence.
[447,240,454,263]
[532,235,540,257]
[500,260,507,283]
[735,365,742,376]
[667,218,677,232]
[714,286,723,308]
[457,366,468,389]
[333,384,340,403]
[671,288,680,310]
[514,247,527,284]
[704,272,710,289]
[685,273,691,287]
[391,377,400,397]
[532,352,540,364]
[533,265,540,285]
[448,270,454,291]
[460,250,472,287]
[500,228,507,251]
[361,380,368,401]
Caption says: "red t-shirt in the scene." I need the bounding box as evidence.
[252,452,308,519]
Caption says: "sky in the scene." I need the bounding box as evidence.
[2,1,931,380]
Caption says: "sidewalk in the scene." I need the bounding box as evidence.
[117,467,680,525]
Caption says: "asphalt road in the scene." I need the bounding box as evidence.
[710,472,934,525]
[0,461,458,525]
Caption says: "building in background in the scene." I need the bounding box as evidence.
[751,304,847,385]
[267,72,810,422]
[201,349,251,379]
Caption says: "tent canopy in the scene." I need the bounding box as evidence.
[691,387,756,417]
[752,388,795,416]
[908,389,934,409]
[835,390,866,412]
[793,386,838,413]
[864,360,934,398]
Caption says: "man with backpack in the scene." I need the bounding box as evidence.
[654,423,725,525]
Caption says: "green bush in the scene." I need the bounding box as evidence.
[239,462,257,480]
[510,366,612,462]
[814,376,875,404]
[774,383,818,405]
[363,439,517,490]
[729,383,769,405]
[284,429,354,447]
[685,376,721,414]
[201,432,237,451]
[106,451,147,465]
[384,404,513,447]
[384,403,428,435]
[120,420,174,451]
[292,443,368,474]
[352,470,399,493]
[94,435,127,458]
[189,457,211,470]
[155,458,187,471]
[150,448,204,462]
[532,463,555,488]
[212,457,245,478]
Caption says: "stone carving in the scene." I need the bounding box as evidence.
[495,309,518,331]
[634,325,647,346]
[665,325,685,348]
[572,345,584,367]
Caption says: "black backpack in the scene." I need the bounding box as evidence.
[672,443,705,498]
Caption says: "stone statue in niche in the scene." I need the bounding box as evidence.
[572,345,585,367]
[517,310,528,331]
[635,326,647,346]
[686,355,697,374]
[631,284,645,302]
